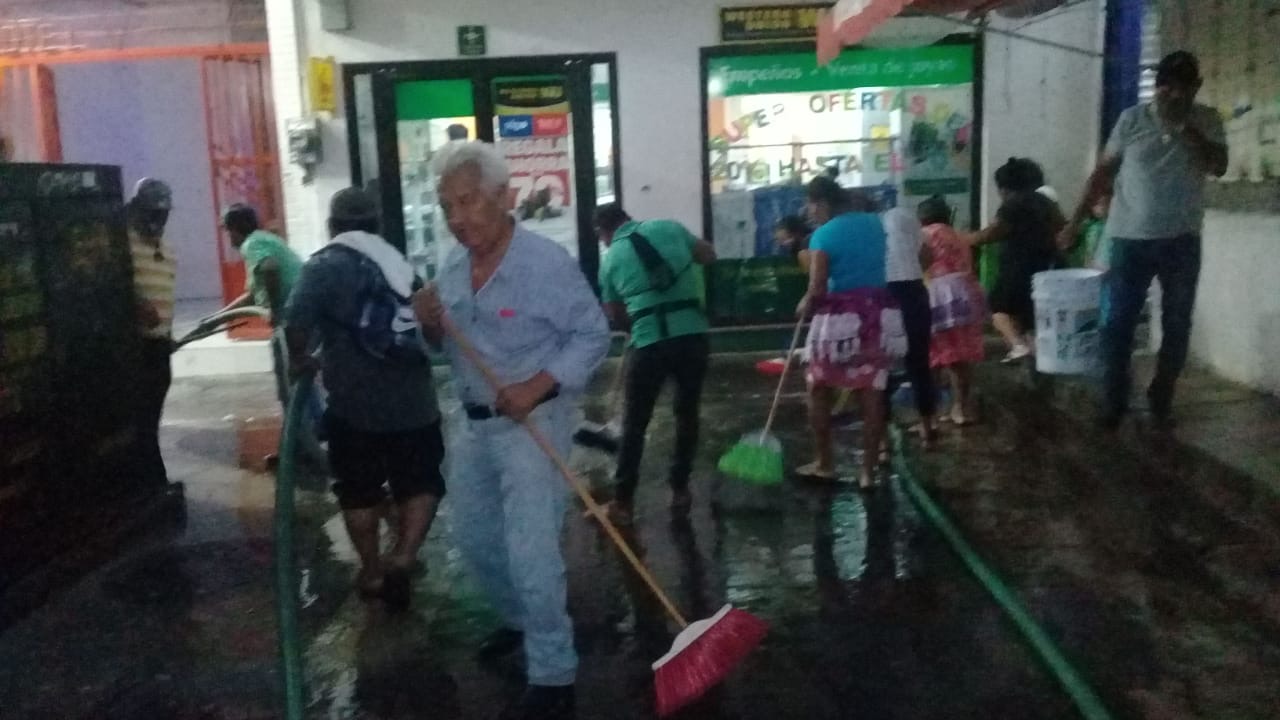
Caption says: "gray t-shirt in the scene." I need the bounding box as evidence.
[1104,102,1226,240]
[285,244,440,432]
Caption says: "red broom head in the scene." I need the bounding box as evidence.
[754,357,787,376]
[652,604,768,717]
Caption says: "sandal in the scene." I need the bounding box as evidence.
[381,566,412,612]
[356,571,384,601]
[795,462,838,481]
[858,472,880,492]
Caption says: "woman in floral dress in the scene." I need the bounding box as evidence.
[918,195,986,424]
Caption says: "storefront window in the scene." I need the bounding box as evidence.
[706,43,976,254]
[702,41,977,323]
[591,62,616,206]
[393,78,476,279]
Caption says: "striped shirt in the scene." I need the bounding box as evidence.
[129,229,177,339]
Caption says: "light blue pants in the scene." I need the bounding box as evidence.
[447,400,577,687]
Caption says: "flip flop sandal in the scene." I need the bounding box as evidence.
[381,567,412,612]
[794,462,838,481]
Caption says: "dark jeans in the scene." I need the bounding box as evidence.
[887,280,936,418]
[1103,235,1201,417]
[614,333,710,505]
[136,338,173,487]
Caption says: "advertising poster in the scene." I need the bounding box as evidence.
[493,77,579,257]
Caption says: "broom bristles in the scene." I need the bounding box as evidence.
[652,604,768,717]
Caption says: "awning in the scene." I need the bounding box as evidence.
[817,0,1067,63]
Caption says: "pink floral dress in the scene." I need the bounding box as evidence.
[923,223,987,367]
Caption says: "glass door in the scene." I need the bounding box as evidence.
[364,55,615,287]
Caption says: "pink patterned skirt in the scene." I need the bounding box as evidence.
[928,272,987,333]
[805,287,907,390]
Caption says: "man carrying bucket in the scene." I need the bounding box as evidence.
[412,140,609,720]
[1062,51,1227,430]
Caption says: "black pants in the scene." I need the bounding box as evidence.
[136,338,173,487]
[614,333,710,505]
[887,280,936,418]
[1103,235,1201,418]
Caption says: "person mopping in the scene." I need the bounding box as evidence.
[593,203,717,524]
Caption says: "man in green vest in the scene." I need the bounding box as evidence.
[595,203,716,524]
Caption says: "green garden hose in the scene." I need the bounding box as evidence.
[890,426,1113,720]
[274,372,314,720]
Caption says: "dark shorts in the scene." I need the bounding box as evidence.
[326,412,446,510]
[989,271,1035,327]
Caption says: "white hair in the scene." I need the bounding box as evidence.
[431,140,510,192]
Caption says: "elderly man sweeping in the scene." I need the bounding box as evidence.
[413,141,609,720]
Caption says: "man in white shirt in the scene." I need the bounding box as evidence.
[881,199,937,446]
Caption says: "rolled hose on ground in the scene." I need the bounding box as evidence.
[274,370,314,720]
[888,426,1114,720]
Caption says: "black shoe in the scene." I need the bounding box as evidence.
[1097,410,1124,432]
[477,627,525,663]
[1147,388,1175,428]
[499,685,575,720]
[381,566,412,613]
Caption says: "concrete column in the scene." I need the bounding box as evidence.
[265,0,323,255]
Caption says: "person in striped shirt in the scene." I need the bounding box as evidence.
[128,177,177,488]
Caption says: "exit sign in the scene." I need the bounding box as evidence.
[457,25,486,57]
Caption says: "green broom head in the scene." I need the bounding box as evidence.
[717,431,783,485]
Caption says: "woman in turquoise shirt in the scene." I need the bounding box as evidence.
[795,177,906,490]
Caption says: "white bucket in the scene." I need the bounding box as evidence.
[1032,269,1104,375]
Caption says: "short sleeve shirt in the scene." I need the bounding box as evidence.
[882,207,924,282]
[807,212,887,293]
[995,192,1060,276]
[284,245,439,433]
[1104,102,1227,240]
[239,229,304,318]
[598,219,708,349]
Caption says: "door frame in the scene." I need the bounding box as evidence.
[341,53,621,287]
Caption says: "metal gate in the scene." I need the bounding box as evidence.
[201,52,281,338]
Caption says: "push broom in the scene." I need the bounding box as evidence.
[717,318,806,485]
[441,316,767,716]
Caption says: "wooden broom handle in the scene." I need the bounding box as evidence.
[441,317,689,628]
[761,319,807,437]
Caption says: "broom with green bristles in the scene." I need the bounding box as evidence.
[717,319,806,485]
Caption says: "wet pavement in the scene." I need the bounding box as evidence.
[1,352,1277,719]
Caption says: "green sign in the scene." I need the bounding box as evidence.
[708,44,975,97]
[720,4,831,43]
[395,79,475,121]
[457,25,486,57]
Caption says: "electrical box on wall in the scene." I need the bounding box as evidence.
[318,0,351,32]
[286,117,322,184]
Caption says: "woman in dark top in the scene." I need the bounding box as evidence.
[969,157,1065,363]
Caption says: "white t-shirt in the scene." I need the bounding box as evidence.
[882,206,924,282]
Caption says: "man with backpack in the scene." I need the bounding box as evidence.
[594,203,717,524]
[284,187,444,611]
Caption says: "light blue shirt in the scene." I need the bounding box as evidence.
[437,223,610,406]
[1104,102,1227,240]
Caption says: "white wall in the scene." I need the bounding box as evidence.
[267,0,1106,255]
[54,59,223,302]
[979,4,1105,221]
[1191,210,1280,396]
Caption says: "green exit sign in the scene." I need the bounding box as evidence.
[457,25,486,57]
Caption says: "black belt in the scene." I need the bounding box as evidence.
[630,298,701,340]
[463,385,561,421]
